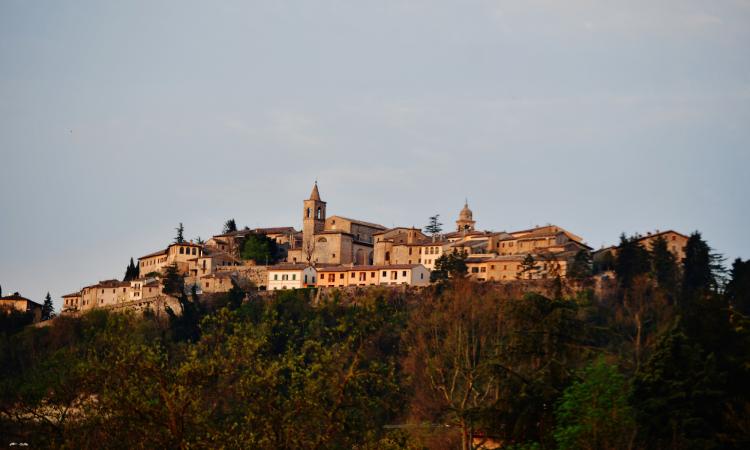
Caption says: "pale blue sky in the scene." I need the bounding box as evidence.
[1,1,748,310]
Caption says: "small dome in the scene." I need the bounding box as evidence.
[459,201,473,220]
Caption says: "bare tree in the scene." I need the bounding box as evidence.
[303,239,317,266]
[405,281,504,450]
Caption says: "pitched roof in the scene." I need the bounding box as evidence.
[254,227,297,235]
[268,263,314,271]
[0,294,43,307]
[635,229,689,242]
[309,182,322,201]
[139,248,168,259]
[328,215,386,230]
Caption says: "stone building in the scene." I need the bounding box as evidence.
[138,242,204,276]
[62,291,82,313]
[316,264,430,288]
[286,183,385,266]
[0,293,43,322]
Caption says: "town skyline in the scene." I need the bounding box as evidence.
[2,179,742,311]
[2,1,749,309]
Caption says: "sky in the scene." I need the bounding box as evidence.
[1,0,749,310]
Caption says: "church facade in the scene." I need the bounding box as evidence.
[286,183,385,266]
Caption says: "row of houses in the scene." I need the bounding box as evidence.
[59,183,690,315]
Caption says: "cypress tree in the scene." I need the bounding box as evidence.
[726,258,750,315]
[41,292,54,321]
[123,257,138,282]
[175,223,185,244]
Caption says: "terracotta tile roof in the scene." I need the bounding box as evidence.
[328,215,386,230]
[139,248,168,259]
[268,263,313,271]
[61,292,81,298]
[168,241,203,248]
[635,230,689,242]
[0,294,43,307]
[254,227,297,234]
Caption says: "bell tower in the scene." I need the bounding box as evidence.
[456,200,476,232]
[303,181,326,250]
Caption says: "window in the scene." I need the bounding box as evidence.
[402,270,407,276]
[339,273,344,279]
[180,247,184,254]
[481,267,486,273]
[274,274,278,280]
[391,271,397,280]
[328,273,335,282]
[409,248,412,255]
[292,274,296,280]
[332,253,336,259]
[192,248,197,255]
[304,275,308,283]
[282,274,288,281]
[351,272,356,278]
[306,207,311,218]
[472,267,479,273]
[205,282,209,288]
[490,265,495,270]
[382,271,387,276]
[371,272,375,277]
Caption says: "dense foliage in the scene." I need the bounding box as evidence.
[1,232,748,449]
[241,233,281,264]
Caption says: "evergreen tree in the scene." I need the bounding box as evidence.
[632,325,725,449]
[241,234,279,264]
[424,214,443,236]
[682,232,721,300]
[568,250,592,280]
[614,234,651,288]
[430,252,468,282]
[726,258,750,315]
[162,264,184,296]
[123,257,138,282]
[223,219,237,234]
[554,358,635,450]
[517,254,539,280]
[195,236,205,245]
[174,223,185,244]
[650,236,678,294]
[41,292,54,321]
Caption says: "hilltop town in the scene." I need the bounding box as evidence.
[48,182,690,316]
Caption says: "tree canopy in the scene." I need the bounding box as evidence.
[424,214,443,236]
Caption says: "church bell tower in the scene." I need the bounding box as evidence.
[302,182,326,250]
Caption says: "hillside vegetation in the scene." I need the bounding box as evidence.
[1,233,749,449]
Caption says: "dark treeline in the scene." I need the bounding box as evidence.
[1,232,749,449]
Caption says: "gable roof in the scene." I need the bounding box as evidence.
[328,215,386,230]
